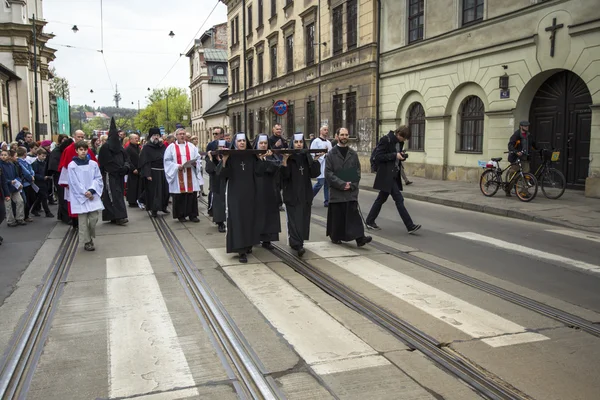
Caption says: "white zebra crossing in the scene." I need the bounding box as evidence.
[546,229,600,244]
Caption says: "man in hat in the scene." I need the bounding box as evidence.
[506,120,536,196]
[164,128,202,222]
[98,118,130,225]
[125,133,142,208]
[139,128,170,217]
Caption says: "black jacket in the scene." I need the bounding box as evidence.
[508,129,536,163]
[372,131,404,193]
[31,159,49,191]
[325,146,361,203]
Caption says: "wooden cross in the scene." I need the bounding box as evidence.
[299,166,304,175]
[240,161,246,171]
[545,17,564,58]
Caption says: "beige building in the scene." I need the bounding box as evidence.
[380,0,600,197]
[223,0,378,154]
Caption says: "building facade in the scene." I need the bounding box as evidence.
[187,23,230,150]
[223,0,378,155]
[380,0,600,197]
[0,0,56,143]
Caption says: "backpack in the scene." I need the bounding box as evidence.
[370,136,389,173]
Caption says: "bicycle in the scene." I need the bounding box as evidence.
[479,152,538,202]
[533,148,566,199]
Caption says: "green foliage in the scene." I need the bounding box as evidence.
[80,117,109,136]
[49,68,70,99]
[134,87,191,134]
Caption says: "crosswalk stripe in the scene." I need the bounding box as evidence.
[326,255,549,347]
[448,232,600,274]
[222,263,391,374]
[546,229,600,244]
[106,256,198,398]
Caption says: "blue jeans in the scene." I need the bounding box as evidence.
[312,178,329,204]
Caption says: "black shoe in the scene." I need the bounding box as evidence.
[116,218,128,226]
[408,224,421,234]
[405,181,413,185]
[262,241,275,250]
[151,211,158,217]
[17,220,27,226]
[218,223,226,233]
[366,222,381,230]
[46,213,55,218]
[208,210,214,217]
[201,192,207,197]
[331,239,342,245]
[239,253,248,263]
[279,206,285,212]
[190,216,200,223]
[178,217,187,223]
[324,202,329,207]
[357,236,373,247]
[32,211,41,217]
[162,209,170,214]
[247,248,253,254]
[84,241,95,251]
[297,247,306,257]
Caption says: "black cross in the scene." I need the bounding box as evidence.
[545,17,564,58]
[299,166,304,175]
[240,161,246,171]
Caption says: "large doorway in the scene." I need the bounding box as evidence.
[529,70,592,187]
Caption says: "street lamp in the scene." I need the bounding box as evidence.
[168,31,175,39]
[72,25,79,33]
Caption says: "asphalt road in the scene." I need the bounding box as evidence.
[312,188,600,313]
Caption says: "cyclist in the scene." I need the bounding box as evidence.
[506,120,536,197]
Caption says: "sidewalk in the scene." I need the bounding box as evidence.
[357,173,600,233]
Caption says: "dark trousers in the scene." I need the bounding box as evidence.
[366,180,414,230]
[23,186,36,219]
[31,190,51,215]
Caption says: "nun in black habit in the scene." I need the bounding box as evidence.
[205,139,228,232]
[216,133,267,263]
[281,133,321,256]
[254,134,280,249]
[98,118,130,225]
[139,128,170,217]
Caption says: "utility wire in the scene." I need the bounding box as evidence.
[100,0,104,51]
[52,43,177,55]
[100,51,114,90]
[46,19,169,33]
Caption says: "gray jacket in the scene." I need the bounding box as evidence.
[325,145,361,203]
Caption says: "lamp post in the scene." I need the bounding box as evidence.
[32,14,40,140]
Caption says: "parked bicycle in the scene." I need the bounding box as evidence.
[533,148,566,199]
[479,152,538,202]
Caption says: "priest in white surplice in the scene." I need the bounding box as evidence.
[164,129,202,222]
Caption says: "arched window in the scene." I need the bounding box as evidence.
[407,102,425,151]
[458,95,484,153]
[216,66,225,76]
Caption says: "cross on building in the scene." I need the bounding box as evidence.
[545,17,564,58]
[240,161,246,171]
[299,166,304,175]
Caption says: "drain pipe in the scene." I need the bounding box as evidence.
[375,0,382,142]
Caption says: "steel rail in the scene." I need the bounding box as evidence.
[269,243,531,400]
[0,228,78,399]
[150,216,283,400]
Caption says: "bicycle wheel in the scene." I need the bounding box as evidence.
[515,172,538,202]
[479,169,500,197]
[541,168,566,199]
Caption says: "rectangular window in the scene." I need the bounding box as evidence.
[408,0,424,43]
[258,0,263,27]
[332,94,343,134]
[247,6,253,33]
[231,19,235,44]
[286,35,294,73]
[232,67,240,93]
[346,92,356,138]
[347,0,357,50]
[248,111,255,138]
[306,100,316,138]
[233,113,238,133]
[247,57,254,88]
[259,109,265,133]
[257,52,264,84]
[270,44,278,79]
[271,0,277,18]
[463,0,484,26]
[332,5,343,55]
[305,23,315,66]
[235,15,239,43]
[287,103,295,134]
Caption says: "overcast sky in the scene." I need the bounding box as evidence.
[43,0,228,108]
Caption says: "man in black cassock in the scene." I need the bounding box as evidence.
[269,123,288,211]
[217,133,266,263]
[205,127,224,215]
[48,137,72,224]
[325,128,372,246]
[98,117,130,225]
[125,133,142,207]
[139,128,170,217]
[281,133,322,257]
[254,134,280,249]
[205,138,228,232]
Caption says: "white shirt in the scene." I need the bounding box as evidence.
[310,137,333,179]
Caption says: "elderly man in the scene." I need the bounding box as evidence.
[310,125,332,207]
[125,133,142,207]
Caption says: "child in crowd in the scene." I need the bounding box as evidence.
[0,149,25,226]
[31,148,54,218]
[16,147,35,222]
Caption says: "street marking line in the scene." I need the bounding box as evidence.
[207,247,261,267]
[327,256,549,347]
[546,229,600,244]
[106,256,198,399]
[223,263,389,374]
[303,242,360,258]
[448,232,600,273]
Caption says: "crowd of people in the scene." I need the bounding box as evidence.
[1,121,420,255]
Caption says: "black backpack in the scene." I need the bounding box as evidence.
[370,136,389,173]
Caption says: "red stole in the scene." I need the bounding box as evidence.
[174,143,194,193]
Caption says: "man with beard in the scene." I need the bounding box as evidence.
[98,118,130,225]
[205,138,228,232]
[254,134,280,249]
[310,125,332,207]
[217,133,266,263]
[205,127,224,214]
[164,128,202,222]
[325,128,372,246]
[269,123,287,211]
[281,133,322,257]
[139,128,170,217]
[49,135,71,223]
[125,133,142,207]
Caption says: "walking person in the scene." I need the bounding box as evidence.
[50,137,72,224]
[125,133,143,207]
[254,134,281,249]
[506,120,536,197]
[365,126,421,234]
[16,147,35,222]
[310,125,333,207]
[0,149,26,227]
[269,123,288,211]
[30,148,54,218]
[325,128,372,246]
[205,139,228,232]
[138,128,170,218]
[205,127,225,215]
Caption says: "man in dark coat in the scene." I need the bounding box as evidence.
[281,133,321,257]
[98,118,130,225]
[205,138,228,232]
[506,120,536,196]
[325,128,371,246]
[139,128,170,217]
[205,127,224,215]
[365,126,421,234]
[125,133,142,207]
[49,136,72,223]
[254,134,280,249]
[268,123,288,210]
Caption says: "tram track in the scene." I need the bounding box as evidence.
[149,215,285,400]
[0,227,78,400]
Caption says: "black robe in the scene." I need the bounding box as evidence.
[281,153,320,249]
[205,157,226,224]
[139,143,170,213]
[256,157,281,242]
[125,143,142,206]
[217,153,264,254]
[98,144,129,222]
[49,143,70,223]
